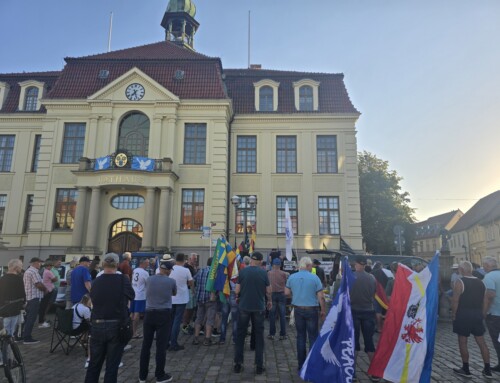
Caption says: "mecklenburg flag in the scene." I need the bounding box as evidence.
[375,281,389,310]
[368,251,440,382]
[300,256,356,382]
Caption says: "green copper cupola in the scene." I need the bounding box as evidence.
[161,0,199,50]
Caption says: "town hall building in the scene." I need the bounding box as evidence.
[0,0,362,265]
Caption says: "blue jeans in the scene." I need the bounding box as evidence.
[269,292,286,336]
[85,321,124,383]
[235,310,265,368]
[140,309,172,381]
[170,303,186,347]
[3,315,20,336]
[23,298,40,340]
[219,300,230,342]
[294,307,319,369]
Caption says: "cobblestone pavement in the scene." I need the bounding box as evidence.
[3,317,499,383]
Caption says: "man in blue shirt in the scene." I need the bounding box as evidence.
[286,256,326,370]
[234,251,271,375]
[483,256,500,372]
[71,256,92,304]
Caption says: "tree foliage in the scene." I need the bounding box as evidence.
[358,151,415,254]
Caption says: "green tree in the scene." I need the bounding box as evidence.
[358,151,415,254]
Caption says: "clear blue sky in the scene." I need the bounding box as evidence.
[1,0,499,221]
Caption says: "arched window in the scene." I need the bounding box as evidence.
[259,86,274,111]
[118,113,150,156]
[24,87,39,111]
[111,195,145,209]
[110,219,143,238]
[299,86,313,111]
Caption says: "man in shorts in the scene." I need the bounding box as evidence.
[192,257,216,345]
[451,260,492,378]
[131,258,150,338]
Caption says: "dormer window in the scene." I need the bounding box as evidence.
[293,79,320,111]
[259,86,273,111]
[18,80,45,111]
[0,82,10,111]
[254,79,279,112]
[24,87,39,111]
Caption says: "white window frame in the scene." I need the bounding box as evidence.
[0,82,10,110]
[18,80,45,111]
[292,79,320,111]
[254,79,280,112]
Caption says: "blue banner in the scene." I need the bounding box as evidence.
[132,156,154,171]
[300,257,356,382]
[94,156,110,170]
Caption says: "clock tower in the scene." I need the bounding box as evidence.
[161,0,199,50]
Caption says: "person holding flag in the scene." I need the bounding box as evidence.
[300,256,356,382]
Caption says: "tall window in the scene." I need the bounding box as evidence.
[118,113,150,156]
[317,135,338,173]
[181,189,204,230]
[23,194,34,233]
[0,135,15,172]
[0,195,6,233]
[24,87,39,111]
[61,123,85,163]
[184,123,206,164]
[54,189,78,230]
[259,86,274,111]
[234,196,257,234]
[276,136,296,173]
[31,135,41,172]
[236,136,257,173]
[299,86,313,111]
[277,196,298,234]
[318,196,340,235]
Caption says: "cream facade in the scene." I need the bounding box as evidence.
[0,2,363,266]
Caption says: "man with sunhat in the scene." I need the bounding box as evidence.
[71,256,92,304]
[350,255,377,381]
[139,256,176,383]
[234,251,272,375]
[85,253,135,383]
[22,257,47,344]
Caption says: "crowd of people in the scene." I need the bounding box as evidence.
[2,250,500,382]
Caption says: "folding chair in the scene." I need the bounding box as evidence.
[49,308,88,355]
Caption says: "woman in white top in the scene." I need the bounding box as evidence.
[72,294,92,330]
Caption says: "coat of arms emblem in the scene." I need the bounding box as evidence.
[114,153,128,167]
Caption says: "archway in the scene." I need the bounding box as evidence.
[108,218,143,254]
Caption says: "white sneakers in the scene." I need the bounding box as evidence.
[38,322,50,328]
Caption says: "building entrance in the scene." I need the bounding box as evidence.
[108,218,143,254]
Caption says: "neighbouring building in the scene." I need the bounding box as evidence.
[0,0,363,266]
[413,209,463,260]
[450,190,500,265]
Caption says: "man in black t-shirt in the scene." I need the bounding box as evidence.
[85,253,135,383]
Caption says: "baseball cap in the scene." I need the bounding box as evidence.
[103,253,119,264]
[29,257,43,263]
[313,259,321,265]
[79,256,91,263]
[355,255,367,265]
[251,251,263,261]
[272,258,281,266]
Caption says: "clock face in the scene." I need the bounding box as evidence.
[125,83,145,101]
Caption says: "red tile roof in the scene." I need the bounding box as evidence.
[224,69,359,115]
[73,41,214,61]
[0,71,60,114]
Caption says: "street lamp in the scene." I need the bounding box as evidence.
[231,195,257,250]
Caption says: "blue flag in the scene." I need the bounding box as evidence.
[94,156,110,170]
[132,156,154,171]
[300,257,356,382]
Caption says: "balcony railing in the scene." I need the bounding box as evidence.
[78,153,173,173]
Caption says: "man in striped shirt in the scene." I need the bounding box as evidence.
[267,258,288,340]
[23,257,48,344]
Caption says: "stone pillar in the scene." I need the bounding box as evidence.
[141,187,156,251]
[71,187,88,248]
[85,187,101,249]
[157,187,171,250]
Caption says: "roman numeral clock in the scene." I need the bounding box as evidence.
[125,83,145,101]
